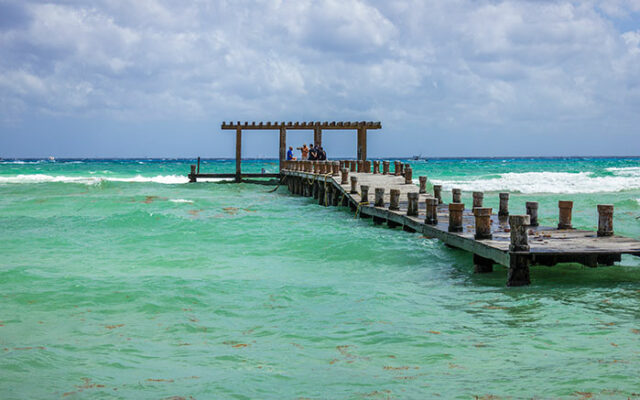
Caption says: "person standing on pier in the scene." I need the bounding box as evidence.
[309,144,318,160]
[319,146,327,160]
[287,146,297,161]
[299,144,309,160]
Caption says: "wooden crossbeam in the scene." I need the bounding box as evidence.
[220,121,382,130]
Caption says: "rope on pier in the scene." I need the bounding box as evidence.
[267,175,287,193]
[354,201,369,219]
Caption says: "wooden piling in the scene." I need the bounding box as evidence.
[373,160,380,174]
[419,176,427,194]
[341,168,349,185]
[526,201,539,227]
[350,176,358,194]
[404,166,413,184]
[382,161,390,175]
[499,193,509,216]
[189,165,197,183]
[235,127,242,182]
[425,198,438,225]
[558,201,573,229]
[407,192,419,216]
[472,192,484,210]
[361,185,370,204]
[197,157,200,174]
[389,189,400,211]
[473,207,492,240]
[473,254,494,273]
[394,161,401,176]
[508,215,531,287]
[374,188,385,207]
[357,160,364,173]
[433,185,443,205]
[350,161,356,173]
[597,204,614,237]
[448,203,464,232]
[332,161,340,176]
[452,188,462,203]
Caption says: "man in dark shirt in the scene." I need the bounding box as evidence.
[309,144,318,160]
[319,146,327,160]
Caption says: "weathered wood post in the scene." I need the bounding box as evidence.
[425,198,438,225]
[597,204,614,237]
[404,166,413,184]
[499,193,509,216]
[448,203,464,232]
[314,125,322,148]
[332,161,340,176]
[472,192,484,210]
[473,207,492,240]
[350,176,358,194]
[363,160,371,174]
[332,184,340,206]
[313,179,319,199]
[394,161,401,176]
[189,165,196,182]
[373,160,380,174]
[399,162,405,176]
[312,161,318,174]
[374,188,385,207]
[382,161,390,175]
[558,201,573,229]
[235,127,242,182]
[360,185,370,204]
[452,188,462,203]
[433,185,443,204]
[279,126,286,172]
[473,254,494,273]
[526,201,539,227]
[508,215,531,287]
[357,125,367,161]
[356,160,363,173]
[324,182,332,206]
[341,168,349,185]
[389,189,400,211]
[419,176,427,194]
[407,192,419,216]
[350,161,356,173]
[197,157,200,174]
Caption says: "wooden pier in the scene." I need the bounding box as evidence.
[279,160,640,286]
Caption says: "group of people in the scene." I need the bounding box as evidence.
[287,144,327,161]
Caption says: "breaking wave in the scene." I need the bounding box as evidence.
[0,174,190,185]
[430,171,640,194]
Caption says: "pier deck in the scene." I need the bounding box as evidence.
[282,164,640,286]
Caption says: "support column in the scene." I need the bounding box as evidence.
[508,215,531,287]
[597,205,614,237]
[279,127,286,172]
[235,127,242,182]
[357,127,367,160]
[314,126,322,147]
[473,254,494,273]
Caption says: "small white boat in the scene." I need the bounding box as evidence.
[48,156,55,162]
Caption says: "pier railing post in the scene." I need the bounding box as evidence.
[472,192,483,210]
[433,185,442,204]
[473,207,492,240]
[357,160,363,173]
[425,198,438,225]
[394,161,401,176]
[350,176,358,194]
[499,193,509,216]
[332,161,340,176]
[452,188,462,203]
[389,189,400,211]
[374,188,385,207]
[526,201,539,227]
[558,201,573,229]
[373,160,380,174]
[419,176,427,193]
[407,192,419,216]
[508,215,531,287]
[341,168,349,185]
[350,161,356,173]
[448,203,464,232]
[364,160,372,173]
[404,166,413,184]
[597,204,614,237]
[360,185,370,204]
[382,161,390,175]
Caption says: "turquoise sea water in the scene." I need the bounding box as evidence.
[1,158,640,399]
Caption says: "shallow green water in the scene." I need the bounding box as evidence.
[1,158,640,399]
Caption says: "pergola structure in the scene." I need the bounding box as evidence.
[221,121,382,181]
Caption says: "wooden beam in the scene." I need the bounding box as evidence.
[357,127,367,160]
[314,126,322,147]
[221,121,382,130]
[279,127,286,171]
[235,127,241,182]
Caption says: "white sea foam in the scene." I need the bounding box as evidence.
[0,174,190,185]
[169,198,194,204]
[431,171,640,194]
[606,167,640,177]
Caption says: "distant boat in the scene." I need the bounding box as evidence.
[48,156,55,162]
[412,154,421,160]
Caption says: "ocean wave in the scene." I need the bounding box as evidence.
[606,167,640,177]
[430,171,640,194]
[169,199,194,204]
[0,174,190,185]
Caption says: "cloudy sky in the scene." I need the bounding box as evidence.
[1,0,639,158]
